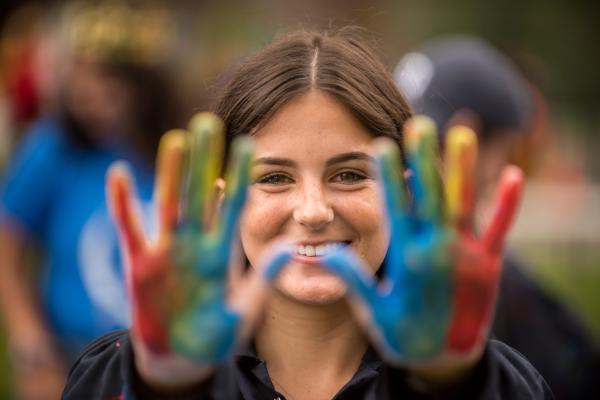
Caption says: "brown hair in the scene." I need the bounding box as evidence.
[214,26,412,158]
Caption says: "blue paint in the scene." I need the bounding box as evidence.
[170,300,241,363]
[321,141,454,363]
[262,246,294,282]
[166,136,258,362]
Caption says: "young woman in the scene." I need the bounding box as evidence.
[63,28,551,399]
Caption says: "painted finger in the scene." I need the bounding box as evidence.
[260,243,294,282]
[373,138,412,284]
[228,243,293,312]
[374,138,408,217]
[216,136,253,247]
[155,130,188,242]
[184,112,225,229]
[481,166,524,255]
[444,126,477,230]
[404,116,444,224]
[107,162,146,254]
[229,244,294,340]
[321,248,377,306]
[230,243,293,304]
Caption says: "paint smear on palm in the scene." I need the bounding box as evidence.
[170,280,240,363]
[445,126,477,226]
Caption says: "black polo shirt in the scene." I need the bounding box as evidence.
[62,330,553,399]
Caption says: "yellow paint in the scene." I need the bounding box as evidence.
[444,126,477,221]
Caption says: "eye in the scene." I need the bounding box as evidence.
[330,170,368,184]
[255,173,294,185]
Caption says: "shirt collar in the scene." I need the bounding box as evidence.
[234,342,383,398]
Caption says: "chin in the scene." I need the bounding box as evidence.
[275,261,348,305]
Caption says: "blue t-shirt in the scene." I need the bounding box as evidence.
[0,118,155,359]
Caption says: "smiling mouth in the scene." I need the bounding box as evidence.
[296,241,351,257]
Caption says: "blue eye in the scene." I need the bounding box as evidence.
[256,173,293,185]
[331,171,367,184]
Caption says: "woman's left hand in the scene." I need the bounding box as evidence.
[321,116,523,378]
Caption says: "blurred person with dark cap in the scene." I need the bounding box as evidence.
[0,2,179,398]
[394,35,600,400]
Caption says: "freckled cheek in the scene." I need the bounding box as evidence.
[335,191,390,271]
[239,190,291,266]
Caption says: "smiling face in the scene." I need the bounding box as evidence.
[240,90,390,304]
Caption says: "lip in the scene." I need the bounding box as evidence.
[295,240,350,246]
[293,254,326,265]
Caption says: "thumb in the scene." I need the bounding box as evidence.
[228,244,294,339]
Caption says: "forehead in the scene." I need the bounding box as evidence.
[252,90,374,158]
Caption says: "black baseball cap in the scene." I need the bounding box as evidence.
[394,35,533,139]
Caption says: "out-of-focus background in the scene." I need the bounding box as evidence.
[0,0,598,398]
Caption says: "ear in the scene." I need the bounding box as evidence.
[202,178,227,230]
[215,178,226,208]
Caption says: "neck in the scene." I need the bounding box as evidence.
[255,289,368,400]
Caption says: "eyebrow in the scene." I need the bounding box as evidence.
[252,157,297,167]
[325,152,375,167]
[252,152,375,168]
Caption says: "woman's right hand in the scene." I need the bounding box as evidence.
[107,113,292,388]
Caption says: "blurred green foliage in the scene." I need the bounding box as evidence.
[177,0,600,125]
[378,0,600,113]
[173,0,599,175]
[517,243,600,341]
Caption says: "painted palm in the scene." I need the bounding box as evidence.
[107,113,291,364]
[322,116,523,364]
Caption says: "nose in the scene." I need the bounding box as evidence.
[293,181,334,231]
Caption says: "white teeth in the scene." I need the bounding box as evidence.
[296,242,346,257]
[315,245,325,256]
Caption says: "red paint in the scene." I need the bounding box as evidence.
[108,167,171,354]
[446,166,523,353]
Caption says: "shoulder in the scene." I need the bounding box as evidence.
[63,331,241,400]
[4,118,69,175]
[477,339,554,399]
[18,118,69,153]
[0,119,71,229]
[62,330,130,399]
[381,340,553,399]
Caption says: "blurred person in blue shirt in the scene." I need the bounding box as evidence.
[0,3,178,399]
[394,35,600,400]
